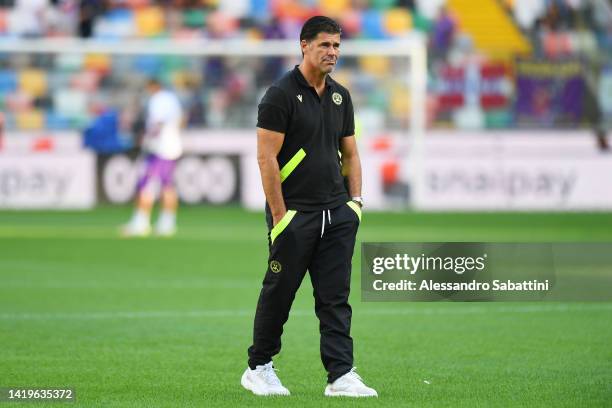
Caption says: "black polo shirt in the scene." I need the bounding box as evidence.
[257,66,355,211]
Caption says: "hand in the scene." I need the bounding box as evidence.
[272,211,286,227]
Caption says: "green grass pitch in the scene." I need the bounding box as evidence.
[0,207,611,407]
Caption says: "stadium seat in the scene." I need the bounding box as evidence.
[55,54,84,72]
[95,9,135,39]
[70,71,101,92]
[367,88,389,111]
[218,0,250,18]
[0,9,7,34]
[411,11,432,32]
[170,71,191,90]
[331,71,351,89]
[390,86,410,120]
[358,55,391,78]
[5,90,33,113]
[47,72,72,91]
[250,0,269,19]
[384,8,412,35]
[111,56,134,75]
[370,0,398,10]
[362,10,388,39]
[319,0,351,17]
[72,114,92,129]
[135,7,165,37]
[162,55,188,72]
[274,1,312,20]
[182,9,207,28]
[53,89,88,119]
[2,112,15,129]
[19,69,47,98]
[16,109,45,130]
[207,11,239,38]
[134,55,162,76]
[357,108,385,134]
[45,111,72,130]
[126,0,150,9]
[339,10,362,37]
[84,54,112,74]
[0,70,17,93]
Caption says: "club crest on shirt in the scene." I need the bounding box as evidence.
[332,92,342,105]
[270,260,282,273]
[297,94,303,102]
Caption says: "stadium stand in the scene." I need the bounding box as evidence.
[0,0,610,132]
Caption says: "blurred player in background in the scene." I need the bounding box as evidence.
[241,16,376,398]
[122,78,183,237]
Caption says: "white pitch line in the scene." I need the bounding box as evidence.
[0,303,610,321]
[0,227,265,242]
[0,280,260,289]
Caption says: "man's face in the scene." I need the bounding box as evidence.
[146,82,160,96]
[301,32,341,75]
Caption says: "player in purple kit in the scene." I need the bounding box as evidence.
[122,78,184,237]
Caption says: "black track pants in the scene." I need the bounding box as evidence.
[247,201,361,383]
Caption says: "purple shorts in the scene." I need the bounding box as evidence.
[136,154,177,192]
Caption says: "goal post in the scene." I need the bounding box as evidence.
[0,36,427,141]
[0,36,427,209]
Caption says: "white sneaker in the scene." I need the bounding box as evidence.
[155,212,176,236]
[154,222,176,237]
[241,362,290,396]
[324,367,378,397]
[120,222,151,237]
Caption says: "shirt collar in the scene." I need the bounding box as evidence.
[293,65,333,90]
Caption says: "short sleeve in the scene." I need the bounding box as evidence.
[148,92,182,125]
[341,91,355,137]
[257,86,289,134]
[148,95,166,124]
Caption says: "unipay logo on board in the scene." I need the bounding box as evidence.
[0,169,71,202]
[426,170,577,199]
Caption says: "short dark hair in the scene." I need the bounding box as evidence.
[147,78,162,87]
[300,16,342,42]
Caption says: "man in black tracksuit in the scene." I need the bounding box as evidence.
[240,16,377,398]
